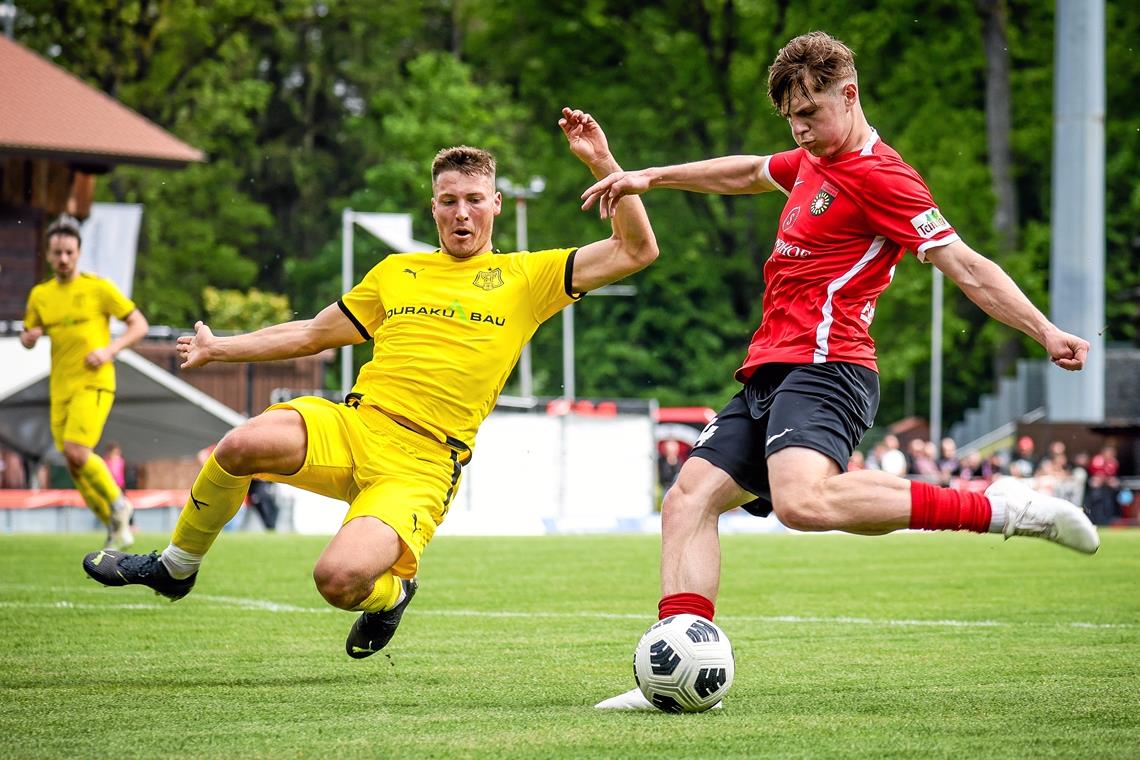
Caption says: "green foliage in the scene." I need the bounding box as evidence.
[202,285,291,331]
[11,0,1139,424]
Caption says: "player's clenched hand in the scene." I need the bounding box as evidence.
[84,347,114,368]
[177,321,216,369]
[1044,328,1089,371]
[581,170,652,219]
[19,327,42,349]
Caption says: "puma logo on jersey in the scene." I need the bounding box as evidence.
[403,268,424,278]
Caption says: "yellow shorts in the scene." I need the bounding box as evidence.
[262,396,463,578]
[51,386,115,450]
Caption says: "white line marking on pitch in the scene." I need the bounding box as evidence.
[0,596,1134,630]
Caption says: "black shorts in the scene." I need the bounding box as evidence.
[688,362,879,517]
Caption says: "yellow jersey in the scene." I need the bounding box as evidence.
[339,248,580,452]
[23,273,136,397]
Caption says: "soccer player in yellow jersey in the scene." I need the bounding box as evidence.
[21,217,150,549]
[83,107,659,657]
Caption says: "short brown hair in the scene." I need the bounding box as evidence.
[767,31,857,116]
[431,146,496,186]
[46,215,82,247]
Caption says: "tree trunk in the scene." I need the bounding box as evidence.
[976,0,1022,382]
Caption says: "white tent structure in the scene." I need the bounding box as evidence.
[0,337,245,466]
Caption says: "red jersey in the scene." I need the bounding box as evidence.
[736,131,959,380]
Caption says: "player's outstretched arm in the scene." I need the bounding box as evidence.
[926,239,1089,371]
[581,154,778,219]
[176,302,366,369]
[559,107,658,292]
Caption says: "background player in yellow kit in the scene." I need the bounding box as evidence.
[21,217,150,550]
[83,107,659,657]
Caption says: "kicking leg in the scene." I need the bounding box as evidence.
[768,446,1098,553]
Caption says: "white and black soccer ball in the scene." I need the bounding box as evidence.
[633,614,735,713]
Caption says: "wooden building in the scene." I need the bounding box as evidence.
[0,35,204,320]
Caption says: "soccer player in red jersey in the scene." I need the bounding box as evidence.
[584,31,1099,710]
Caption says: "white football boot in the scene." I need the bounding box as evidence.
[985,477,1099,554]
[595,688,654,710]
[108,496,135,551]
[594,688,722,710]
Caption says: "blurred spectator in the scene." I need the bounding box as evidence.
[1009,436,1037,478]
[246,479,280,531]
[1045,441,1071,473]
[865,442,885,471]
[1,448,27,489]
[987,451,1008,478]
[103,442,127,490]
[847,450,866,472]
[1071,451,1090,480]
[907,438,939,481]
[936,438,959,485]
[1089,445,1120,485]
[957,451,997,481]
[1087,445,1121,525]
[658,439,685,491]
[879,434,908,477]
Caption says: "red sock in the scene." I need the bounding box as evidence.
[909,480,992,533]
[658,592,715,621]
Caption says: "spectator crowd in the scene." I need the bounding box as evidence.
[849,434,1133,526]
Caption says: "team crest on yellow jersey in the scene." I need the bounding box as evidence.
[473,267,505,291]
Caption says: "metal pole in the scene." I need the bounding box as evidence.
[0,2,15,39]
[341,209,353,397]
[516,198,533,397]
[931,268,943,444]
[1047,0,1105,422]
[562,303,575,400]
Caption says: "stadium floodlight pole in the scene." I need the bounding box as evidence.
[341,208,354,398]
[496,176,546,399]
[931,267,944,445]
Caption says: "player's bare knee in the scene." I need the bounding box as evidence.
[312,562,370,610]
[212,426,261,476]
[62,442,88,470]
[661,485,715,533]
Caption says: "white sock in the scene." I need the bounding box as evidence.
[160,543,203,579]
[110,495,129,514]
[987,496,1007,534]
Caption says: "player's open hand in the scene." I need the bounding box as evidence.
[559,107,611,169]
[177,321,216,369]
[1044,328,1089,371]
[581,169,652,220]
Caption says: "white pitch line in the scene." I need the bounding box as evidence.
[0,596,1134,630]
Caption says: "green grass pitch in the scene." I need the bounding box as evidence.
[1,530,1137,759]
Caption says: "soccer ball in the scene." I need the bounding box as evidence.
[633,614,735,713]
